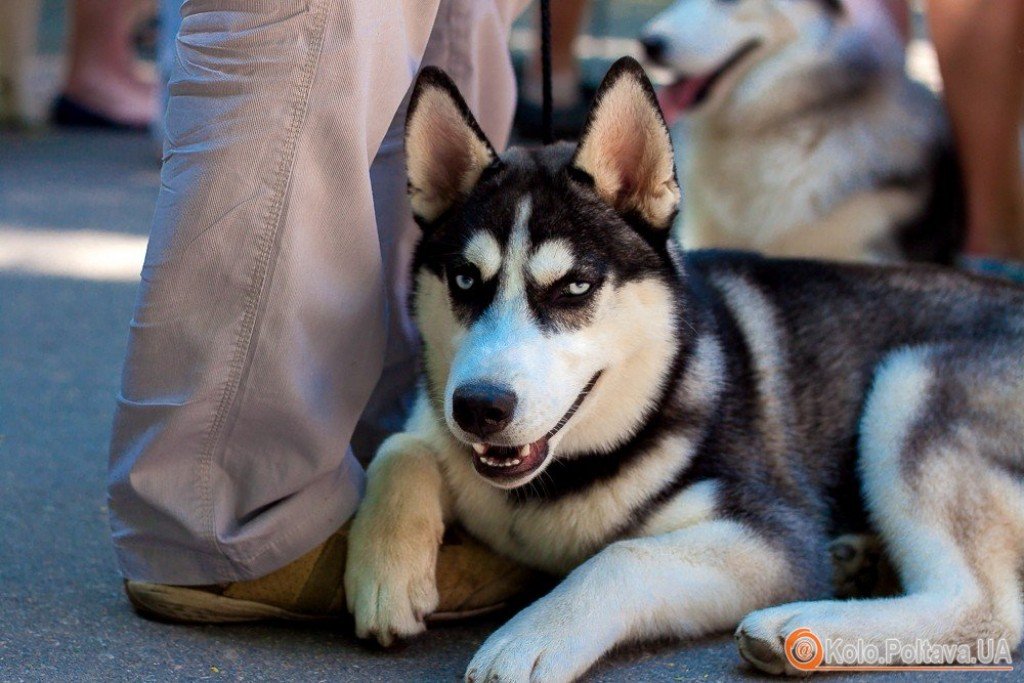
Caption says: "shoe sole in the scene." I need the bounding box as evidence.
[125,581,506,625]
[125,581,333,624]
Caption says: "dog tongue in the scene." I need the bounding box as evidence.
[658,75,712,125]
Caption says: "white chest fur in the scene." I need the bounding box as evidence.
[436,431,715,575]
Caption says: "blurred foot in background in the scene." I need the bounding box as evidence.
[516,0,591,141]
[53,0,155,131]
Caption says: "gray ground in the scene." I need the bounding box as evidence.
[1,129,1016,683]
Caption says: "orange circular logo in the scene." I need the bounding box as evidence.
[785,627,824,671]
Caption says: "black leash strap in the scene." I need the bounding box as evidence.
[540,0,554,145]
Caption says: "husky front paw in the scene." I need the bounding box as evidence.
[465,600,606,683]
[735,617,790,675]
[344,435,446,646]
[735,602,823,676]
[345,509,441,646]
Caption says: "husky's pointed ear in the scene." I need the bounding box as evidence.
[406,67,498,225]
[571,57,680,231]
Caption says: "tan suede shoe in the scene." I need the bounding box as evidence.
[124,524,543,624]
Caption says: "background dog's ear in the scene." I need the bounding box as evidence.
[571,57,680,231]
[406,67,498,225]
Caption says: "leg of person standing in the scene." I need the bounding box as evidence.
[928,0,1024,261]
[516,0,592,140]
[54,0,157,128]
[109,0,529,618]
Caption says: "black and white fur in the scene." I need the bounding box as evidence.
[344,58,1024,681]
[641,0,964,264]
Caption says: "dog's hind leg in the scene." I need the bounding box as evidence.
[737,345,1024,675]
[829,533,900,598]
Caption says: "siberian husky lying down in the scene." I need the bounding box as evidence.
[641,0,964,264]
[345,59,1024,680]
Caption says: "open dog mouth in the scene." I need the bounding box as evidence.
[470,372,602,484]
[658,40,760,122]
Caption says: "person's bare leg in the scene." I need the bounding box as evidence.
[63,0,155,126]
[928,0,1024,260]
[522,0,589,107]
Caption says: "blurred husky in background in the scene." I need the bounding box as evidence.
[641,0,964,264]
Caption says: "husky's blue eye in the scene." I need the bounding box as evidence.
[455,273,476,290]
[566,281,591,296]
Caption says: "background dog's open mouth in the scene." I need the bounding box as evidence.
[470,372,601,483]
[658,40,760,123]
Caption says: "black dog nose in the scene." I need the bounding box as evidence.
[640,34,669,64]
[452,383,517,439]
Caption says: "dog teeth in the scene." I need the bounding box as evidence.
[479,456,522,468]
[472,443,488,455]
[518,445,531,457]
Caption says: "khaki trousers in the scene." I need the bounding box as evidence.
[109,0,527,583]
